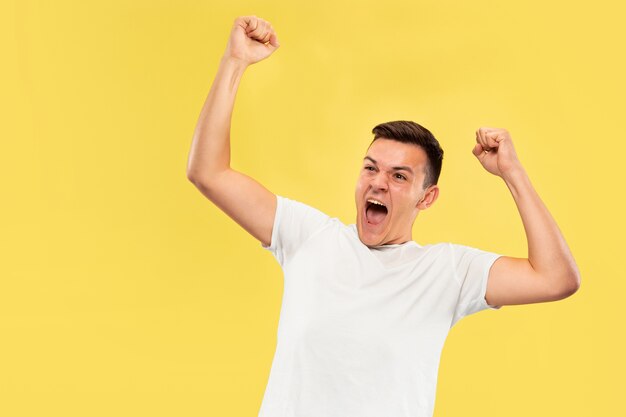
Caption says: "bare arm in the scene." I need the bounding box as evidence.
[186,16,281,247]
[472,128,581,307]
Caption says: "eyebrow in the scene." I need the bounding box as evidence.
[363,156,414,175]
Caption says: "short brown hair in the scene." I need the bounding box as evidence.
[369,120,444,190]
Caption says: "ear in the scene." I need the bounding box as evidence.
[416,185,439,210]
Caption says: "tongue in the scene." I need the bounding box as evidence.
[366,205,388,225]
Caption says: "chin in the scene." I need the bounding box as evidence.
[356,222,385,247]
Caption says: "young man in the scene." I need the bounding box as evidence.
[186,15,581,417]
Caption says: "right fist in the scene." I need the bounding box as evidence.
[224,15,280,66]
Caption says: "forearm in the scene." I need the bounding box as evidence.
[503,166,581,292]
[186,56,248,182]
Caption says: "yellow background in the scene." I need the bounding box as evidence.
[2,0,624,416]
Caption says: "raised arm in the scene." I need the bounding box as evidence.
[186,16,280,247]
[472,127,581,307]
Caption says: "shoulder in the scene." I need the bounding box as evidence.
[268,195,346,250]
[416,242,490,267]
[277,195,332,219]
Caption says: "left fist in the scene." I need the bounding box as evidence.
[472,127,523,178]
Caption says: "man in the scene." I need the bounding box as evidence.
[186,15,581,417]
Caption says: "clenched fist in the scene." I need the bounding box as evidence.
[472,127,524,179]
[223,15,280,66]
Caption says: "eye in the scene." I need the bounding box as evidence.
[364,166,375,171]
[394,173,407,180]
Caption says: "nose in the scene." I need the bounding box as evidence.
[370,172,388,192]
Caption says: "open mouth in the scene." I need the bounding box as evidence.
[365,199,388,226]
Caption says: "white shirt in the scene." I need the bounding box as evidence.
[259,195,502,417]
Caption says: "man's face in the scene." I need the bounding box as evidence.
[354,138,439,247]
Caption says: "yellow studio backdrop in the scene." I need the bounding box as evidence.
[1,0,624,416]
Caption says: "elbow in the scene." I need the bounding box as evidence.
[187,164,229,187]
[186,165,207,184]
[186,168,212,187]
[187,174,204,191]
[556,271,582,300]
[187,170,201,184]
[187,169,228,195]
[187,173,213,192]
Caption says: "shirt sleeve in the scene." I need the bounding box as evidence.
[261,195,332,267]
[450,243,504,328]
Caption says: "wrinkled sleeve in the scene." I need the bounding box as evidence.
[261,195,332,267]
[450,243,504,328]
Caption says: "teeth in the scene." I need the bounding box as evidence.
[367,199,386,207]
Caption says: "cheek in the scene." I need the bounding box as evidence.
[355,184,362,202]
[355,178,366,193]
[390,187,414,210]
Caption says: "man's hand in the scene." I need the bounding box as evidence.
[472,127,523,179]
[223,15,280,67]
